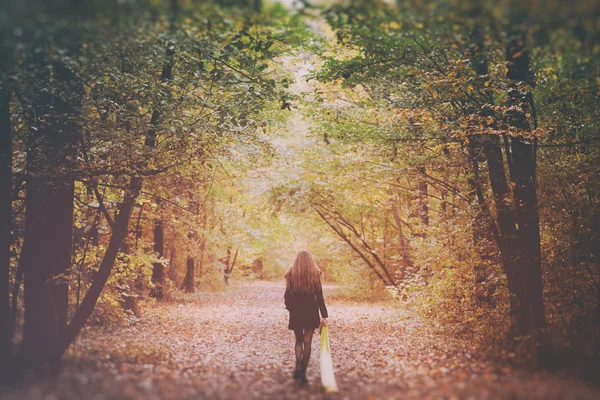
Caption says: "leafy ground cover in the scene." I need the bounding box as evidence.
[2,282,599,400]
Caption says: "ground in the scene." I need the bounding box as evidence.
[2,282,599,400]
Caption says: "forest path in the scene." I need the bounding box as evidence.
[3,281,599,400]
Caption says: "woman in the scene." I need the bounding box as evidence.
[284,250,329,385]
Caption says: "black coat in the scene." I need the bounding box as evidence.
[284,288,328,330]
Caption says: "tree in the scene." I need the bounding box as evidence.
[0,24,13,379]
[182,256,195,293]
[503,8,546,339]
[18,3,82,367]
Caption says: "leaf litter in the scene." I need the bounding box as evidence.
[2,282,599,400]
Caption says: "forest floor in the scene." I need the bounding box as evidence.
[2,281,599,400]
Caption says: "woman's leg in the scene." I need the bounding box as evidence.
[301,329,314,370]
[293,329,304,363]
[293,329,304,380]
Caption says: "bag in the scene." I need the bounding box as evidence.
[319,324,339,393]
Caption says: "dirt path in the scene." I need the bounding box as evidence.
[2,282,599,400]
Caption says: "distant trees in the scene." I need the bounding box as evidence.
[223,247,239,285]
[314,201,398,289]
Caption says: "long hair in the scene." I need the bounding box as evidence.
[284,250,323,293]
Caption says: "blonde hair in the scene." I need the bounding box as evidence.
[284,250,323,293]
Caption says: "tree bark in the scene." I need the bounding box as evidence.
[146,1,178,299]
[416,166,429,226]
[19,51,80,370]
[224,248,238,285]
[390,192,413,272]
[252,257,263,279]
[198,236,206,280]
[0,65,12,380]
[134,203,144,251]
[150,212,165,299]
[465,5,523,318]
[20,156,74,370]
[182,256,195,293]
[483,135,521,315]
[168,246,178,285]
[505,28,546,337]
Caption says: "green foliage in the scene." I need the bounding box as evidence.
[302,0,600,363]
[4,0,311,336]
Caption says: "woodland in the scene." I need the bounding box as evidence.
[0,0,599,399]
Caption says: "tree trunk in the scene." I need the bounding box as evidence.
[198,236,206,280]
[466,137,499,306]
[252,257,263,279]
[134,203,144,251]
[0,68,12,379]
[19,54,79,370]
[182,256,195,293]
[416,167,429,226]
[505,29,546,337]
[168,246,178,286]
[146,2,178,299]
[224,248,238,285]
[483,135,522,315]
[464,6,528,322]
[20,161,74,370]
[150,214,165,299]
[390,193,413,272]
[223,247,231,284]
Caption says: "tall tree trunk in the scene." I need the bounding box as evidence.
[151,211,165,299]
[466,5,522,317]
[505,27,546,337]
[416,166,429,227]
[0,65,12,380]
[390,192,413,272]
[224,248,238,285]
[182,256,195,293]
[20,146,74,370]
[134,203,144,251]
[181,227,198,292]
[252,257,262,279]
[168,246,178,285]
[197,209,208,281]
[467,142,496,306]
[483,135,521,315]
[146,1,178,299]
[198,236,206,280]
[19,51,80,370]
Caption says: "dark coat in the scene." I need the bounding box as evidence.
[284,288,328,330]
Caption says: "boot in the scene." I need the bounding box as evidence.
[293,360,302,380]
[299,366,308,386]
